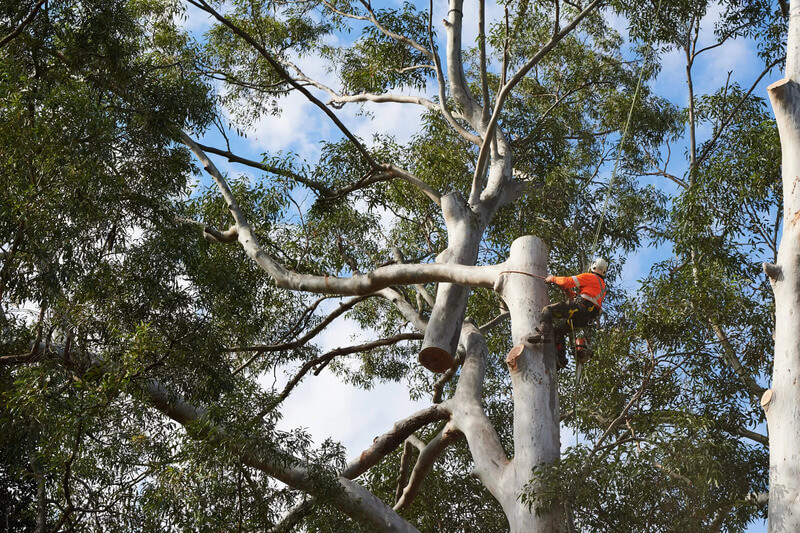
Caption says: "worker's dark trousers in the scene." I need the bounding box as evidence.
[540,298,601,359]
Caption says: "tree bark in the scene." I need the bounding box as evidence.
[495,236,565,532]
[441,237,564,532]
[419,192,483,371]
[765,5,800,528]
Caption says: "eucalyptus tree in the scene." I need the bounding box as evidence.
[0,0,782,532]
[535,0,784,531]
[765,1,800,530]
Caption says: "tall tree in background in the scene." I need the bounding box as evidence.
[0,0,787,531]
[766,0,800,531]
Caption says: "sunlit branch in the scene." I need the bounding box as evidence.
[428,0,482,146]
[184,0,380,169]
[470,0,602,204]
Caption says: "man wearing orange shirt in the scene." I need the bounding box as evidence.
[528,258,608,368]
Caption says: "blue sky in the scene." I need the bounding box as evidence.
[182,1,776,530]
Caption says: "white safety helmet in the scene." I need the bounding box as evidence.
[591,257,608,276]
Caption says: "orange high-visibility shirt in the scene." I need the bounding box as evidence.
[550,272,607,307]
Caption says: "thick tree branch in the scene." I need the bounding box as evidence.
[395,441,415,504]
[0,0,46,48]
[470,0,602,200]
[442,322,507,493]
[393,422,462,510]
[271,404,449,529]
[182,132,501,296]
[341,405,450,480]
[268,498,314,533]
[425,0,482,146]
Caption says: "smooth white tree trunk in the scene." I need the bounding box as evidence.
[496,236,564,531]
[765,4,800,530]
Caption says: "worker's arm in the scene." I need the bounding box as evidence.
[545,275,578,288]
[546,275,577,297]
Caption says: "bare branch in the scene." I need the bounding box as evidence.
[395,441,415,504]
[441,322,507,491]
[193,141,334,195]
[470,0,602,201]
[231,295,374,372]
[268,332,424,410]
[733,426,768,446]
[272,404,449,530]
[394,422,462,510]
[428,0,482,145]
[444,0,482,123]
[342,404,449,479]
[378,287,430,333]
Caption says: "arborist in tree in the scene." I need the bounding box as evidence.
[528,258,608,368]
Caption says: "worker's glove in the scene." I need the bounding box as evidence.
[545,275,555,283]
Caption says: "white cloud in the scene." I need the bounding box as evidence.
[247,92,332,159]
[272,307,428,456]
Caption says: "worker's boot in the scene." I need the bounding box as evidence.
[527,321,553,344]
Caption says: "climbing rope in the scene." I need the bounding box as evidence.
[588,0,664,261]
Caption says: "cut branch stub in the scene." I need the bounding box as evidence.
[505,344,524,371]
[419,346,456,373]
[418,192,481,372]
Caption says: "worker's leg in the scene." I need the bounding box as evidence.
[554,333,568,369]
[529,301,574,343]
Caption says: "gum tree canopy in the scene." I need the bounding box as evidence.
[0,0,786,531]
